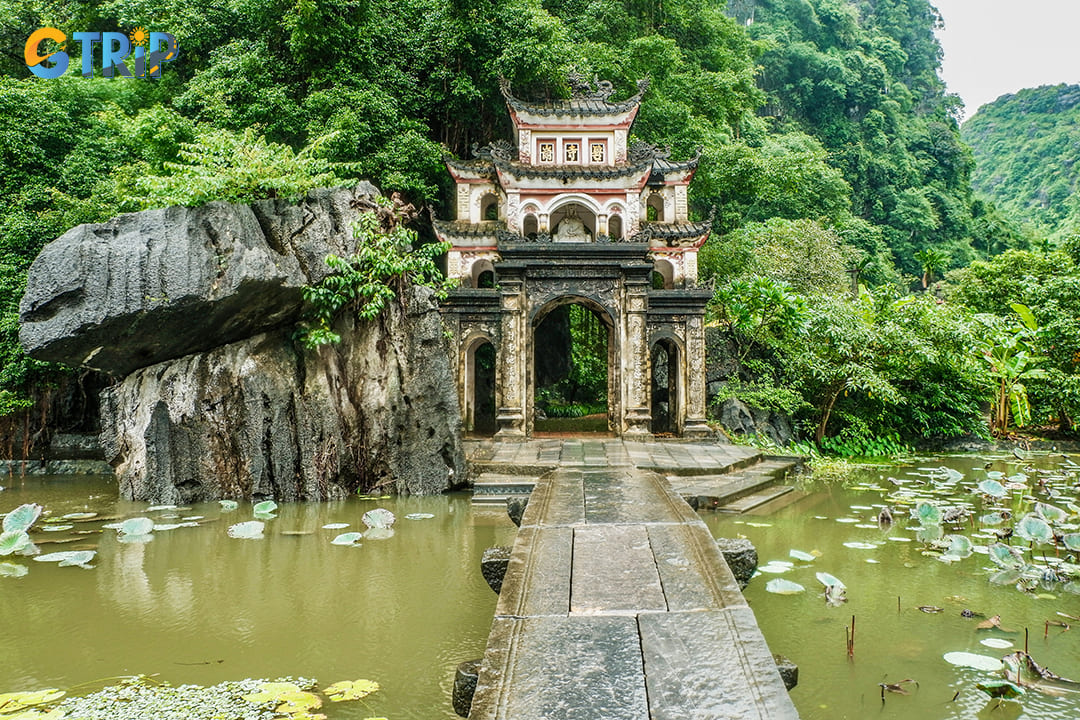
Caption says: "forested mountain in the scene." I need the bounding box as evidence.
[962,83,1080,238]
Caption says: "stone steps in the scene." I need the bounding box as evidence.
[471,473,538,505]
[669,457,801,513]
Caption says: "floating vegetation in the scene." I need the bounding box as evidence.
[33,551,95,568]
[323,679,379,702]
[765,578,805,595]
[3,504,43,534]
[330,532,363,546]
[943,651,1004,672]
[253,501,278,518]
[218,500,239,512]
[322,523,350,530]
[227,521,265,540]
[789,549,816,562]
[404,513,434,520]
[361,509,395,530]
[0,562,28,578]
[118,518,154,536]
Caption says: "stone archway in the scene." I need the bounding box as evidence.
[463,336,497,435]
[650,337,682,435]
[529,295,617,435]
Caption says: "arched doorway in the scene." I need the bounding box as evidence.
[549,202,597,241]
[651,338,680,435]
[531,298,614,434]
[465,338,496,435]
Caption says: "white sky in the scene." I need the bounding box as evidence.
[932,0,1080,121]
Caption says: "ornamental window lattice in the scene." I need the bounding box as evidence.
[591,142,605,164]
[564,143,580,163]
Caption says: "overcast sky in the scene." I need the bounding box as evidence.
[932,0,1080,121]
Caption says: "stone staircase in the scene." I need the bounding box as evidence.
[467,439,803,514]
[667,456,803,514]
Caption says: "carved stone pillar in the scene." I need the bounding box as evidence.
[683,314,711,437]
[495,278,527,438]
[622,277,652,436]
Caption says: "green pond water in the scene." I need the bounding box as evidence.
[3,452,1080,720]
[0,475,516,719]
[704,452,1080,720]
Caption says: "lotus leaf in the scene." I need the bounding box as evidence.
[0,531,31,556]
[988,542,1025,568]
[146,505,177,512]
[322,523,349,530]
[0,689,65,713]
[2,504,42,534]
[253,501,278,515]
[362,509,395,529]
[944,535,974,559]
[1063,534,1080,551]
[765,578,805,595]
[816,572,845,588]
[119,517,154,535]
[989,569,1024,585]
[978,480,1007,498]
[275,690,322,714]
[1036,503,1067,524]
[330,533,363,546]
[981,638,1014,649]
[219,500,239,511]
[324,679,379,701]
[977,680,1026,698]
[789,549,816,562]
[243,682,302,704]
[40,525,72,532]
[227,521,265,539]
[61,512,96,520]
[0,562,28,578]
[405,513,435,520]
[842,542,877,550]
[57,551,96,567]
[942,651,1003,672]
[917,502,942,526]
[1015,515,1053,544]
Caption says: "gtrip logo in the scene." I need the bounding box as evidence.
[25,27,179,79]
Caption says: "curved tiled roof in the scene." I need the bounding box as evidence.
[499,77,649,117]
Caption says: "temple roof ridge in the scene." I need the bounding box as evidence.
[499,75,650,117]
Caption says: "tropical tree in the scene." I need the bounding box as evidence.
[913,248,950,289]
[980,304,1047,433]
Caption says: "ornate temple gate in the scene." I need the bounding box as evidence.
[436,74,713,438]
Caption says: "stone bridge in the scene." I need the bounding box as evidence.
[462,440,801,719]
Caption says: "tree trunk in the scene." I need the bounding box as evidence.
[815,385,842,445]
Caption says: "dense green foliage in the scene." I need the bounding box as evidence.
[963,84,1080,239]
[0,0,1074,452]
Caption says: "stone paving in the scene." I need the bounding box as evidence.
[466,437,761,472]
[467,442,801,720]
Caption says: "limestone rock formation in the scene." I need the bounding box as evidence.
[100,286,464,503]
[21,185,465,501]
[20,184,378,377]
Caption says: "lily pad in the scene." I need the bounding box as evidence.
[1015,515,1053,544]
[2,504,43,534]
[981,638,1014,649]
[843,542,877,550]
[0,530,31,556]
[361,508,395,529]
[1036,502,1068,524]
[146,504,177,512]
[1062,534,1080,551]
[34,550,96,567]
[227,521,265,539]
[40,524,73,532]
[816,572,846,588]
[119,517,154,536]
[943,651,1004,672]
[944,534,974,559]
[789,549,816,562]
[916,502,942,526]
[405,513,435,520]
[324,679,379,702]
[243,682,303,704]
[0,562,28,578]
[765,578,805,595]
[988,542,1025,569]
[219,500,239,512]
[331,532,364,546]
[978,480,1007,498]
[61,512,97,520]
[253,501,278,515]
[322,523,350,530]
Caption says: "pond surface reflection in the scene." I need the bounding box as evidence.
[705,452,1080,720]
[0,475,516,719]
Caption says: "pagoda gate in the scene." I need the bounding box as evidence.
[436,75,713,438]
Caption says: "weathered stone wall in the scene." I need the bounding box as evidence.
[21,186,465,501]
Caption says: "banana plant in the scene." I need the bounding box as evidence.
[981,304,1047,433]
